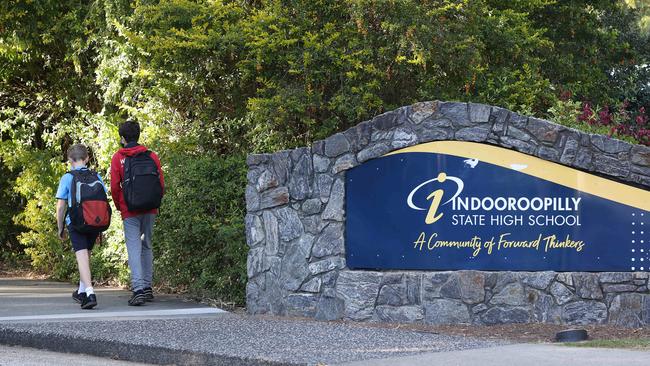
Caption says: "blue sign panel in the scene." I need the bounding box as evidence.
[345,141,650,271]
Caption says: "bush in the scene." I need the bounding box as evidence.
[549,97,650,145]
[0,161,25,265]
[153,151,248,305]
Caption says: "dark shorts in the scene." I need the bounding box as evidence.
[67,226,98,252]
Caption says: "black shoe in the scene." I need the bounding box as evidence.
[72,290,86,304]
[143,287,154,302]
[128,290,146,306]
[81,294,97,309]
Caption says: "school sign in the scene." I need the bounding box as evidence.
[347,141,650,272]
[245,101,650,327]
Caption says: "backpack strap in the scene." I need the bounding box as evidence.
[68,168,97,206]
[123,156,132,185]
[68,170,80,207]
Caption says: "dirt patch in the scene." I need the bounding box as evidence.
[0,262,45,279]
[252,314,650,343]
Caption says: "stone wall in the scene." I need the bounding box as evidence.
[245,100,650,326]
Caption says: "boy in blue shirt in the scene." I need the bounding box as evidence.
[55,144,107,309]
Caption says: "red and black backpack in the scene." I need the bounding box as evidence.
[68,169,112,233]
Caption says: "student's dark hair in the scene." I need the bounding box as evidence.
[119,119,141,144]
[67,144,89,162]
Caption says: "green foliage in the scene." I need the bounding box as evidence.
[239,0,558,150]
[0,161,25,264]
[154,149,248,304]
[1,0,649,304]
[548,99,583,127]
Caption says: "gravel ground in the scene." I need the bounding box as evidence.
[0,314,504,365]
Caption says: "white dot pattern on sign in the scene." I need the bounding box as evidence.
[631,212,650,272]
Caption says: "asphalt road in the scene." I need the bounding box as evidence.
[0,344,151,366]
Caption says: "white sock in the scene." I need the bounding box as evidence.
[85,286,95,295]
[78,281,85,293]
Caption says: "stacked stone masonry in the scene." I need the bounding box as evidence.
[245,101,650,326]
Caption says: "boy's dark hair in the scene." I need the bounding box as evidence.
[119,120,140,144]
[67,144,89,162]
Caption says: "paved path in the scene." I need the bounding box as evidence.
[6,278,646,366]
[341,343,650,366]
[0,278,502,365]
[0,277,224,322]
[0,344,151,366]
[0,316,502,365]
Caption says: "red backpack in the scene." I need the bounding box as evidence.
[68,169,112,233]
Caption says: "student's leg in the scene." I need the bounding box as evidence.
[85,236,96,286]
[141,214,155,289]
[81,233,98,293]
[69,228,97,308]
[75,249,92,293]
[124,216,145,291]
[69,228,94,292]
[78,250,90,292]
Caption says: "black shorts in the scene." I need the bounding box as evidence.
[67,226,98,252]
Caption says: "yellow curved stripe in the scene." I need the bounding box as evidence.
[386,141,650,212]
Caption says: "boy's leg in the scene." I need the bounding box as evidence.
[78,250,91,293]
[75,249,92,293]
[141,214,156,289]
[69,227,98,308]
[124,216,145,291]
[69,228,95,290]
[82,233,98,295]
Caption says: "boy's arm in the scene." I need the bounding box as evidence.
[110,154,122,211]
[56,199,67,239]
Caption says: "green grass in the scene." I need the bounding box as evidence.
[565,339,650,350]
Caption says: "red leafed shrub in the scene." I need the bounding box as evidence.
[578,103,597,125]
[579,101,650,146]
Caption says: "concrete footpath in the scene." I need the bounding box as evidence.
[343,343,650,366]
[1,278,649,365]
[0,278,500,365]
[0,278,224,322]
